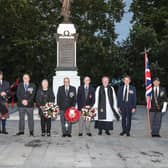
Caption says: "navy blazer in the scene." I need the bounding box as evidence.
[117,85,136,109]
[57,85,76,111]
[17,82,36,107]
[77,85,95,110]
[150,86,167,112]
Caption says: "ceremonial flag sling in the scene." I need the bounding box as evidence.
[144,49,152,136]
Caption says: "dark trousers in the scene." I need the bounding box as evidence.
[0,119,6,132]
[121,106,132,133]
[150,112,162,135]
[40,116,51,133]
[60,110,72,135]
[18,107,34,132]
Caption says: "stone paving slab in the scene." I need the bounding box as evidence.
[0,106,168,168]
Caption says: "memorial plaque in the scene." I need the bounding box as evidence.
[53,6,80,100]
[58,38,75,69]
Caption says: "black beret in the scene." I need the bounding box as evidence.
[153,77,160,82]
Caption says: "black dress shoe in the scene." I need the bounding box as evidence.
[120,132,126,136]
[105,131,111,135]
[67,134,72,137]
[87,133,92,136]
[126,133,130,137]
[2,131,8,134]
[30,131,34,136]
[78,133,83,136]
[98,130,102,135]
[16,132,24,136]
[62,134,67,137]
[41,132,45,136]
[47,132,51,137]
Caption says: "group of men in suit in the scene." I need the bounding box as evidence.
[0,71,167,138]
[56,75,167,138]
[57,76,95,137]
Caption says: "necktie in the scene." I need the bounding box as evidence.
[65,88,69,96]
[154,87,158,98]
[0,81,2,87]
[85,86,89,99]
[124,86,128,102]
[154,87,159,110]
[24,84,28,91]
[157,87,159,97]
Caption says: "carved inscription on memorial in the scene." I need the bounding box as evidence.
[59,38,75,68]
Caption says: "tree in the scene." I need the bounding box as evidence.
[72,0,125,83]
[118,0,168,103]
[0,0,125,85]
[129,0,168,86]
[0,0,60,84]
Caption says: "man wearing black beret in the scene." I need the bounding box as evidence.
[150,77,167,137]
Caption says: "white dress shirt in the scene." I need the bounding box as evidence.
[123,85,129,102]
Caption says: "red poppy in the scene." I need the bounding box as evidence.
[64,107,80,123]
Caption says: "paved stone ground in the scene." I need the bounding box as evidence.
[0,106,168,168]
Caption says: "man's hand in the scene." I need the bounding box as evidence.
[118,108,122,113]
[0,91,6,97]
[22,99,28,106]
[56,108,60,113]
[131,108,136,113]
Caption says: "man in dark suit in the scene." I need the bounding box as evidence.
[117,75,136,136]
[16,73,36,136]
[150,77,167,137]
[77,76,95,136]
[57,77,76,137]
[0,71,10,134]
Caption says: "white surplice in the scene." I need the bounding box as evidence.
[93,86,120,122]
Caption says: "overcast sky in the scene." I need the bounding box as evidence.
[115,0,133,43]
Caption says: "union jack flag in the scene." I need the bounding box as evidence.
[145,50,152,110]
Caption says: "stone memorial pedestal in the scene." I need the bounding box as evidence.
[53,23,80,100]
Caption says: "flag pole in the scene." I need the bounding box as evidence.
[146,106,151,137]
[144,48,151,137]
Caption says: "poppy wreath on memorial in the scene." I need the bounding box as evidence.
[64,107,80,123]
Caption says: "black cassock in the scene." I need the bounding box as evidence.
[94,85,120,131]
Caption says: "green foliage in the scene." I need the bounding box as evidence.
[118,0,168,103]
[0,0,124,85]
[0,0,60,83]
[129,0,168,86]
[72,0,125,83]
